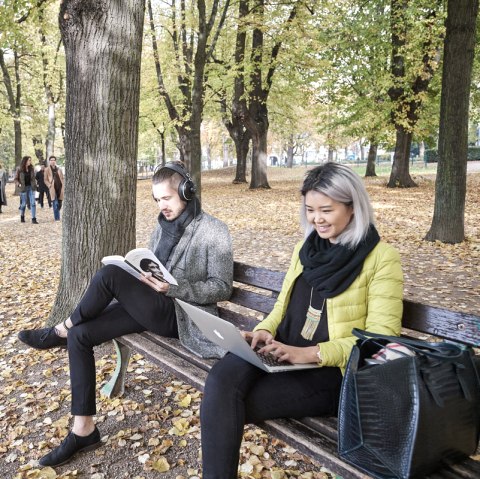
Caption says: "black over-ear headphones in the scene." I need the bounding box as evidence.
[160,162,196,201]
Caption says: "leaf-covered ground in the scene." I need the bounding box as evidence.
[1,165,479,479]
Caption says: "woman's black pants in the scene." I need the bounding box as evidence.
[68,265,178,416]
[200,352,343,479]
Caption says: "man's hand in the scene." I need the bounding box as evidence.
[140,272,170,294]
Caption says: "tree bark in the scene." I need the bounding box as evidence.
[387,126,417,187]
[286,135,294,168]
[147,0,230,193]
[47,0,145,325]
[0,48,22,169]
[33,136,45,163]
[221,0,249,184]
[425,0,478,244]
[387,0,441,187]
[365,142,378,177]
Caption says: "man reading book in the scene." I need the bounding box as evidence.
[18,161,234,467]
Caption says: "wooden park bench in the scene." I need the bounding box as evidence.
[101,262,480,479]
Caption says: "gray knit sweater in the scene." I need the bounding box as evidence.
[149,210,233,358]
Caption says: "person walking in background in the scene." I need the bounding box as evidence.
[35,162,52,209]
[0,162,7,213]
[44,156,64,221]
[18,156,38,224]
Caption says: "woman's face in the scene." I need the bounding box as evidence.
[305,191,354,244]
[27,157,32,166]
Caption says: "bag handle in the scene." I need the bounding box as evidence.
[352,328,466,360]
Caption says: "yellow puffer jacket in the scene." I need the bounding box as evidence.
[254,240,403,373]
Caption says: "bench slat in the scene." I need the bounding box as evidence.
[403,300,480,347]
[218,307,260,330]
[234,262,285,293]
[229,287,277,315]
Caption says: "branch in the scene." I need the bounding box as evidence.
[207,0,231,60]
[16,0,49,23]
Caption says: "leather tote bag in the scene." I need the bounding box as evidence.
[338,328,480,479]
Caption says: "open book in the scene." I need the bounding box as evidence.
[101,247,177,285]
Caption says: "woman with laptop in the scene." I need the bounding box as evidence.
[200,162,404,479]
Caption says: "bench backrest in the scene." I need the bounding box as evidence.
[219,262,480,348]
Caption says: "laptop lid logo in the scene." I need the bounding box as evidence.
[214,330,225,340]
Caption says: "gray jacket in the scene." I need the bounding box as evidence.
[149,210,233,358]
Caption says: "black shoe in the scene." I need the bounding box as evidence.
[18,327,67,350]
[32,218,39,224]
[20,215,25,223]
[39,427,102,467]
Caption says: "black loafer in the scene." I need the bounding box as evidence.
[39,427,102,467]
[18,327,68,350]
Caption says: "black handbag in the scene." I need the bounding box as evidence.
[338,328,480,479]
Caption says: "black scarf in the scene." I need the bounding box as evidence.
[299,224,380,298]
[155,197,200,265]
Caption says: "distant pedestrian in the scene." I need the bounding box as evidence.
[18,156,38,224]
[35,162,52,208]
[44,156,64,221]
[0,162,7,213]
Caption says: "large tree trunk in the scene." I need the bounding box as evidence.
[387,126,417,187]
[425,0,478,244]
[47,0,145,325]
[365,142,378,177]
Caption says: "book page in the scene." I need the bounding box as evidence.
[124,248,178,285]
[101,255,142,280]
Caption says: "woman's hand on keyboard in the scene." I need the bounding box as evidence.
[259,341,319,365]
[242,330,273,350]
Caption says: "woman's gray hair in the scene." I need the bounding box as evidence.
[300,162,375,248]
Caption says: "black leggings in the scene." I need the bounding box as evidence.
[200,352,343,479]
[68,264,178,415]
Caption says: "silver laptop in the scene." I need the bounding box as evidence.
[176,299,319,373]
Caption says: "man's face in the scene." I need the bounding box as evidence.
[50,158,56,167]
[152,181,186,221]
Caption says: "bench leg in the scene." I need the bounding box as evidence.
[101,339,132,398]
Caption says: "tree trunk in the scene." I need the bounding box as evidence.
[33,136,45,163]
[39,6,57,160]
[359,140,365,162]
[47,0,145,326]
[328,148,334,162]
[250,129,270,189]
[286,135,294,168]
[365,142,378,177]
[0,48,22,169]
[14,118,22,169]
[425,0,478,244]
[387,126,417,187]
[232,133,249,183]
[45,97,56,159]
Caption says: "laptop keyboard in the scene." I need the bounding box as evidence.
[254,348,289,367]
